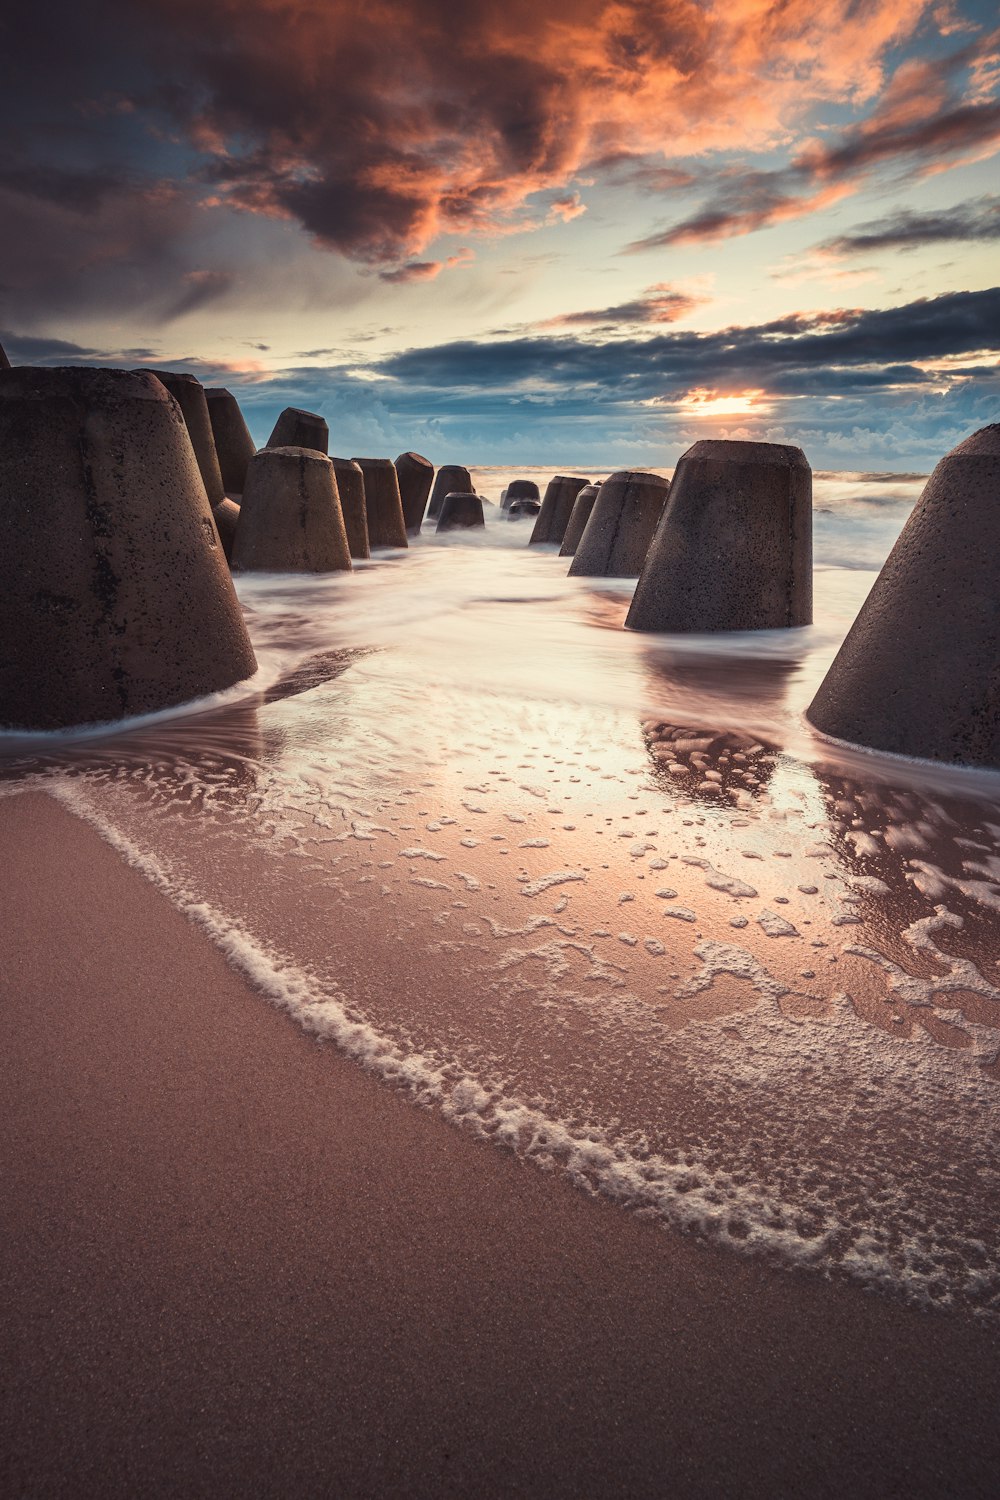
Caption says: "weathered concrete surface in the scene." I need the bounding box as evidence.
[267,408,329,455]
[569,472,669,577]
[206,388,257,496]
[808,424,1000,766]
[0,341,10,370]
[558,486,600,557]
[436,492,485,532]
[213,498,240,564]
[626,441,812,633]
[507,497,541,519]
[530,476,590,545]
[502,479,540,512]
[353,457,408,549]
[232,447,352,574]
[0,366,256,730]
[149,371,226,509]
[331,458,370,559]
[395,451,434,534]
[427,465,472,521]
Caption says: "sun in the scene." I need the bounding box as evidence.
[680,388,769,417]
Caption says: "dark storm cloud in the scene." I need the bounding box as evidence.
[818,195,1000,253]
[378,287,1000,401]
[0,0,974,302]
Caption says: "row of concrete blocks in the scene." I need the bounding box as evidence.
[1,352,998,770]
[523,428,1000,769]
[0,364,489,731]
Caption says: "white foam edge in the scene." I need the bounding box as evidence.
[40,778,1000,1311]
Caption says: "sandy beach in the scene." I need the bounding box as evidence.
[3,786,1000,1498]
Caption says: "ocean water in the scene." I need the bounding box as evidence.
[8,466,1000,1320]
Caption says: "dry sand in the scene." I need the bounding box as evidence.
[2,789,1000,1497]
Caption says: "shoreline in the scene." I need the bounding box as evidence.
[3,789,1000,1497]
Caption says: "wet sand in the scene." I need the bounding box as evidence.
[3,789,1000,1498]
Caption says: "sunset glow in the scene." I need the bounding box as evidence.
[0,1,996,468]
[679,389,771,418]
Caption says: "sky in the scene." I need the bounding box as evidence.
[1,0,998,470]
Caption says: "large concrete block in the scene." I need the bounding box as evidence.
[558,485,600,557]
[266,407,329,455]
[206,388,257,495]
[149,370,226,508]
[427,464,472,521]
[331,457,370,559]
[808,424,1000,767]
[212,498,240,564]
[502,479,539,512]
[529,475,590,545]
[626,441,811,632]
[436,492,485,532]
[0,366,256,730]
[395,451,434,533]
[353,457,408,549]
[232,447,352,574]
[569,471,669,577]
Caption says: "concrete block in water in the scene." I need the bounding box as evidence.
[427,465,472,521]
[395,451,434,533]
[436,492,485,532]
[331,457,370,559]
[206,388,257,496]
[558,484,600,558]
[0,366,256,730]
[808,424,1000,767]
[149,370,226,509]
[353,457,408,549]
[569,471,669,577]
[529,475,590,545]
[232,447,352,573]
[626,441,811,632]
[507,497,540,519]
[503,479,539,512]
[213,498,240,564]
[266,407,329,455]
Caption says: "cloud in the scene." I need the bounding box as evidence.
[378,248,475,284]
[0,0,954,286]
[817,194,1000,253]
[626,33,1000,252]
[543,282,706,326]
[378,286,1000,402]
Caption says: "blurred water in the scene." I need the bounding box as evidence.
[8,467,1000,1321]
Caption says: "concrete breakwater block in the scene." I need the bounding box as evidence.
[530,475,590,545]
[266,407,328,455]
[569,471,669,577]
[558,485,600,556]
[427,464,472,521]
[0,366,256,730]
[353,457,408,549]
[808,424,1000,766]
[436,492,485,531]
[213,498,240,564]
[206,388,257,496]
[626,441,811,632]
[508,497,541,519]
[232,447,352,573]
[332,457,370,559]
[149,370,226,509]
[395,451,434,533]
[502,479,540,512]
